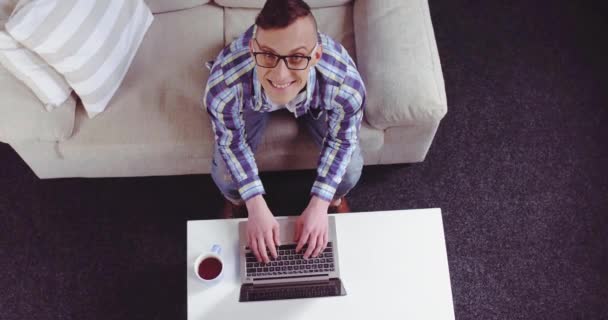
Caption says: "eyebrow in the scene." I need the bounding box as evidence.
[258,43,309,55]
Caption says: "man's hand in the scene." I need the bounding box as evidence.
[294,196,329,259]
[246,195,280,264]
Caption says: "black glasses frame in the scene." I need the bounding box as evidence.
[252,38,316,70]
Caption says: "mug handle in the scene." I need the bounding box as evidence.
[211,244,221,255]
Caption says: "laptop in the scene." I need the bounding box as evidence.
[238,216,347,302]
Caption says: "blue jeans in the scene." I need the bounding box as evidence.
[211,108,363,204]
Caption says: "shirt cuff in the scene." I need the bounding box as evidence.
[310,177,339,202]
[238,176,266,201]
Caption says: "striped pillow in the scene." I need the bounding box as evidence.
[6,0,154,118]
[0,30,72,111]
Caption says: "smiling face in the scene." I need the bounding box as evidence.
[250,16,322,105]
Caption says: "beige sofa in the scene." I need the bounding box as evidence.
[0,0,447,179]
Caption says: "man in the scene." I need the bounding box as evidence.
[203,0,365,264]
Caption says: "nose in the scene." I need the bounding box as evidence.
[273,58,291,79]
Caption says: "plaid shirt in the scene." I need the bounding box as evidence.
[203,25,366,202]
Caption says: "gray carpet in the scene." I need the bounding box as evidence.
[1,0,607,319]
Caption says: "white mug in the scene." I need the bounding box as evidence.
[193,244,224,285]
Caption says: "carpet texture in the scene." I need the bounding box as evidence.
[1,0,607,319]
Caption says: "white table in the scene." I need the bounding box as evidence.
[187,208,454,320]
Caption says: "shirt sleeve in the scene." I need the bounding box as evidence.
[311,67,366,201]
[204,63,265,201]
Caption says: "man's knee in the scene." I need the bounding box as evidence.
[211,149,242,202]
[336,147,363,196]
[343,157,363,187]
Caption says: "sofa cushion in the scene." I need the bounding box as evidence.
[144,0,209,14]
[57,5,224,161]
[0,0,75,143]
[6,0,154,118]
[0,63,75,143]
[1,0,72,110]
[224,4,356,62]
[215,0,351,9]
[354,0,447,128]
[13,109,384,178]
[0,31,72,110]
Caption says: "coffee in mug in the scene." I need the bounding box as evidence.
[194,244,224,284]
[197,256,223,280]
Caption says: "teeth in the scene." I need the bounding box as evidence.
[270,80,293,89]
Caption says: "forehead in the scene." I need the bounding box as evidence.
[255,16,316,52]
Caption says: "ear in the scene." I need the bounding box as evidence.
[249,39,254,56]
[311,44,323,66]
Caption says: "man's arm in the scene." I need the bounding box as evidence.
[295,67,366,260]
[204,63,265,201]
[311,69,366,202]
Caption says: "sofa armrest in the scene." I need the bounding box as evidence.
[0,64,76,144]
[354,0,447,130]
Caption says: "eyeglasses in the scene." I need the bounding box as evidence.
[252,38,317,70]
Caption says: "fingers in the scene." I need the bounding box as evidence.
[303,234,317,260]
[265,231,278,261]
[311,233,326,258]
[249,235,262,263]
[293,220,302,242]
[273,224,281,247]
[295,229,309,254]
[257,236,269,263]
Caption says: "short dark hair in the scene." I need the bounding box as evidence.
[255,0,317,36]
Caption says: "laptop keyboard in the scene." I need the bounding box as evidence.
[245,243,335,278]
